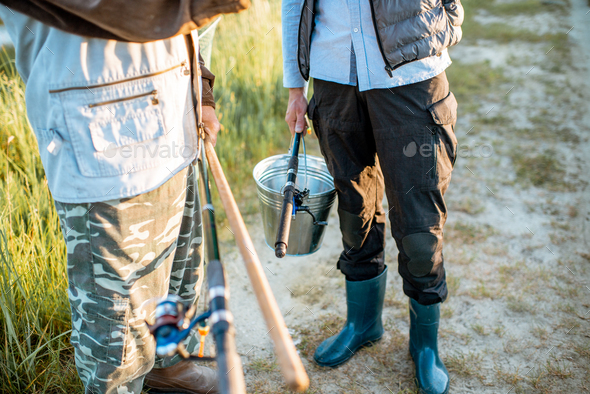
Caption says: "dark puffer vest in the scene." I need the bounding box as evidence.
[297,0,464,80]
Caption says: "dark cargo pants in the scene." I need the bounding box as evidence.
[308,72,458,305]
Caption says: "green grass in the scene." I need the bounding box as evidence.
[0,48,80,391]
[444,351,485,381]
[526,115,580,144]
[446,222,497,245]
[461,0,569,43]
[505,295,535,314]
[446,60,507,101]
[247,357,279,373]
[464,0,569,16]
[209,1,291,217]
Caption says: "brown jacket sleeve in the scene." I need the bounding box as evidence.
[0,0,249,42]
[199,51,216,109]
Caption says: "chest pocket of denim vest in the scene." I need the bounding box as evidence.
[50,64,188,178]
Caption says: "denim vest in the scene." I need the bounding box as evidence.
[1,10,199,203]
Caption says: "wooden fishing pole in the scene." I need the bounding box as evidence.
[198,145,246,394]
[203,138,309,392]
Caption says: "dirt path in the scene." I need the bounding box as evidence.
[221,1,590,392]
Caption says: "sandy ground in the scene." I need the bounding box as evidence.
[216,1,590,392]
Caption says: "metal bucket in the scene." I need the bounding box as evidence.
[253,154,337,256]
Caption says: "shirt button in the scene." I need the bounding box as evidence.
[353,28,359,33]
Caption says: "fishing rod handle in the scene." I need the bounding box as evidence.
[203,138,310,392]
[290,131,302,156]
[275,188,294,258]
[275,132,302,258]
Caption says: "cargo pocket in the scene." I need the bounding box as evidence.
[426,92,458,188]
[307,95,332,173]
[50,65,188,177]
[70,295,130,366]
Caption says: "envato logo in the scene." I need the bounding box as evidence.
[403,141,494,158]
[102,142,195,159]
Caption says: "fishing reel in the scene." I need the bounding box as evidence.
[146,295,213,360]
[291,188,327,226]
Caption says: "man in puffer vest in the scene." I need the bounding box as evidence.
[0,1,248,393]
[283,1,463,393]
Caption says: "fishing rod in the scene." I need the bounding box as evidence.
[274,130,327,258]
[274,132,302,258]
[146,145,246,394]
[202,136,309,392]
[147,32,309,393]
[193,39,308,393]
[197,143,247,393]
[146,137,247,394]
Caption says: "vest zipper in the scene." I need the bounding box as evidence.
[48,61,188,94]
[368,0,394,77]
[88,90,158,108]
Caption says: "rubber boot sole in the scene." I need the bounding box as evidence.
[314,335,383,368]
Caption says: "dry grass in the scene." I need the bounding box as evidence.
[445,222,497,246]
[445,351,485,381]
[511,149,571,191]
[244,314,424,393]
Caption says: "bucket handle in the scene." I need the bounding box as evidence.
[295,205,327,226]
[287,133,308,191]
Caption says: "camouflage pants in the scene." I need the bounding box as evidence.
[55,165,203,394]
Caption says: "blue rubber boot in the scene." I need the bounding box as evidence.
[313,267,387,367]
[409,298,449,394]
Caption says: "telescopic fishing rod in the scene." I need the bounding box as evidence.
[198,143,247,394]
[145,144,246,394]
[203,136,310,392]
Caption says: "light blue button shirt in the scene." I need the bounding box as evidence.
[282,0,452,91]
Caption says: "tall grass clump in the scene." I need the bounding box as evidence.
[211,0,291,213]
[0,49,81,392]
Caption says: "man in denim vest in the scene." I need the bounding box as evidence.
[0,1,248,393]
[283,1,463,393]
